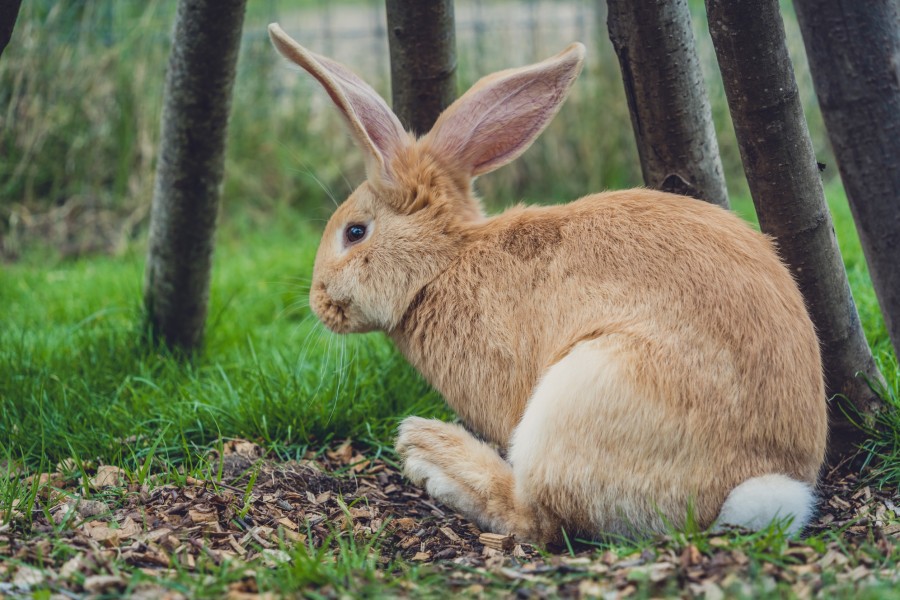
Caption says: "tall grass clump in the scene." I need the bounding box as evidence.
[0,0,359,258]
[0,2,170,256]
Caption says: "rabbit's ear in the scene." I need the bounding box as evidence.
[268,24,406,182]
[424,43,585,178]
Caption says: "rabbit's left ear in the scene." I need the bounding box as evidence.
[423,43,585,179]
[268,23,407,182]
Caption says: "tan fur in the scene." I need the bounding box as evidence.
[269,25,828,543]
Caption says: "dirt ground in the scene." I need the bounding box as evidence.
[2,440,898,598]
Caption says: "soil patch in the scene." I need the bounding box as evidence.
[2,441,898,598]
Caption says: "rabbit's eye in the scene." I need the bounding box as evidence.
[345,224,367,244]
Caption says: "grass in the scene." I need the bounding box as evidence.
[2,185,899,596]
[1,211,449,475]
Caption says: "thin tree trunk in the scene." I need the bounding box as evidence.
[706,0,884,455]
[607,0,729,208]
[385,0,457,134]
[794,0,900,361]
[144,0,247,351]
[0,0,22,60]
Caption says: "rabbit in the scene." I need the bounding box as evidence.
[268,23,827,543]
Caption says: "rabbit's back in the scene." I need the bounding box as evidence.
[393,189,827,510]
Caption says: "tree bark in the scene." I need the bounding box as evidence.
[385,0,457,135]
[144,0,247,351]
[0,0,22,60]
[794,0,900,362]
[607,0,729,208]
[706,0,884,455]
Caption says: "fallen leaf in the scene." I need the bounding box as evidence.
[59,556,84,579]
[83,574,125,594]
[52,501,77,525]
[12,565,45,587]
[349,454,371,473]
[400,536,420,549]
[88,524,123,546]
[348,507,372,519]
[228,536,248,556]
[819,549,849,569]
[830,497,852,510]
[139,528,173,543]
[680,544,702,567]
[24,472,64,489]
[91,465,125,489]
[189,508,218,524]
[119,516,142,539]
[578,579,607,597]
[326,440,353,464]
[56,458,79,473]
[433,548,457,560]
[224,440,263,459]
[76,499,108,517]
[260,549,291,567]
[440,526,461,542]
[279,528,306,543]
[691,581,724,600]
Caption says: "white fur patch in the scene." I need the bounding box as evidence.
[509,340,625,477]
[402,455,481,516]
[507,339,651,533]
[717,474,815,534]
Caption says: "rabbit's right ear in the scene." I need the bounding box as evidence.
[424,43,585,178]
[268,24,406,183]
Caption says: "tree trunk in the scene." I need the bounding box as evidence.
[144,0,247,351]
[607,0,729,208]
[385,0,457,134]
[794,0,900,362]
[0,0,22,60]
[706,0,884,456]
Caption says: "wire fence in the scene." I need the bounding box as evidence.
[263,0,600,81]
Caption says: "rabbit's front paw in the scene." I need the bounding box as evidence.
[395,417,487,515]
[395,416,453,486]
[395,417,526,536]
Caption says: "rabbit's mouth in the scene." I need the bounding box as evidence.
[319,299,349,332]
[310,283,352,333]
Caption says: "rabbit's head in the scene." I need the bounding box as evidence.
[268,24,584,334]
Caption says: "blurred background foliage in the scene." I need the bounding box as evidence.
[0,0,836,259]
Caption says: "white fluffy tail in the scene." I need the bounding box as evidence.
[717,474,815,534]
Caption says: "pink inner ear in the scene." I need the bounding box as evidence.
[268,24,406,179]
[312,54,407,165]
[357,106,407,163]
[425,43,585,178]
[463,78,568,174]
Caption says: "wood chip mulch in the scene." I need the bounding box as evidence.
[1,440,898,598]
